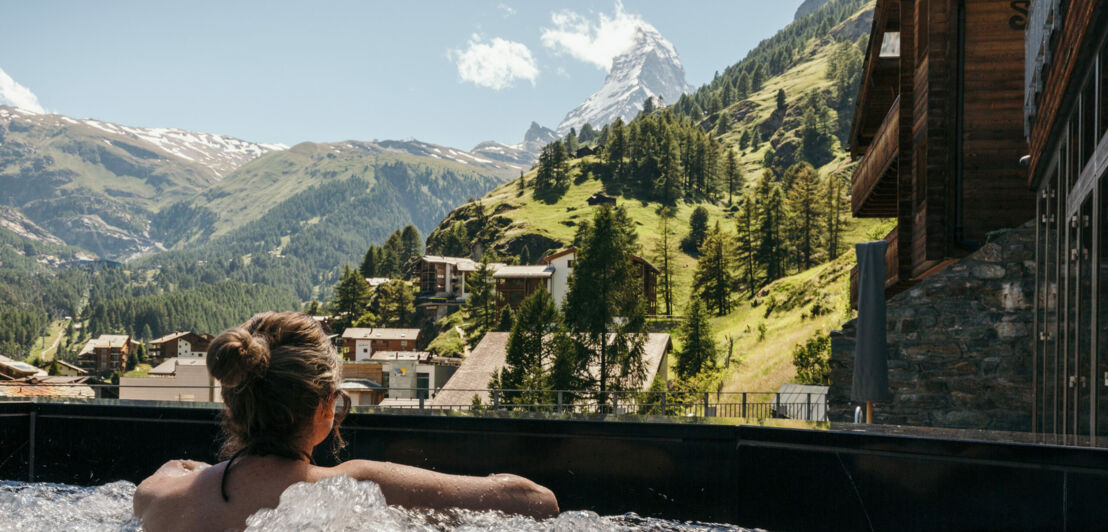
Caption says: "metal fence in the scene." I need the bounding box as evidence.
[365,388,828,421]
[0,383,828,421]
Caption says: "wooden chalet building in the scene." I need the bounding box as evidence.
[77,334,138,375]
[148,331,212,361]
[340,327,423,361]
[492,247,658,314]
[850,0,1034,304]
[1024,0,1108,442]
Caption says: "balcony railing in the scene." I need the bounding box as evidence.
[849,227,900,309]
[1025,0,1064,134]
[852,96,899,217]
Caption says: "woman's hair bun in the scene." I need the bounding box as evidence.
[208,327,271,388]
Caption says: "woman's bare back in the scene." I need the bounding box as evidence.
[134,456,558,531]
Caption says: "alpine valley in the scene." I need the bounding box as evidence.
[2,0,886,399]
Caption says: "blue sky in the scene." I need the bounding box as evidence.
[0,1,802,150]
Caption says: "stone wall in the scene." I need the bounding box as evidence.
[828,220,1036,431]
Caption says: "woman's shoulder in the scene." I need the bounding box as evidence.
[134,460,213,515]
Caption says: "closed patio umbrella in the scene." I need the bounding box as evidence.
[852,240,891,423]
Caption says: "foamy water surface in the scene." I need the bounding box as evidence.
[0,475,753,531]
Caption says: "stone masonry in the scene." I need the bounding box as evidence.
[828,220,1036,431]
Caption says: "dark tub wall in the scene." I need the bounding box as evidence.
[3,401,1108,531]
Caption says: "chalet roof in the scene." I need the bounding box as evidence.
[54,360,87,375]
[0,381,95,399]
[492,265,554,279]
[421,255,480,272]
[0,355,47,377]
[370,351,432,363]
[147,357,207,376]
[431,332,670,407]
[341,328,375,340]
[365,277,392,287]
[149,331,194,345]
[80,335,134,356]
[542,246,658,273]
[542,247,577,263]
[342,378,386,391]
[370,328,421,341]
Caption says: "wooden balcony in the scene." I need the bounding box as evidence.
[849,228,900,309]
[851,96,899,218]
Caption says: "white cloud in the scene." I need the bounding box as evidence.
[540,1,654,71]
[497,3,515,17]
[0,66,45,114]
[450,35,539,91]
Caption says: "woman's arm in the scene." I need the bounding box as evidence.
[334,460,558,519]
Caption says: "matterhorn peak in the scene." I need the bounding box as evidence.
[555,25,691,136]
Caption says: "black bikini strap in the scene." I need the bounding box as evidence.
[220,448,247,502]
[220,448,315,502]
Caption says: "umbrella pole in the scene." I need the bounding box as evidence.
[866,401,873,424]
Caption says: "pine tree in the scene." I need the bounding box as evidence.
[655,129,682,204]
[518,170,526,192]
[682,206,710,254]
[785,162,823,270]
[497,307,514,332]
[735,193,759,298]
[755,172,788,283]
[605,119,628,182]
[776,88,787,112]
[676,297,717,379]
[381,231,405,278]
[751,63,766,90]
[464,253,498,340]
[359,246,379,278]
[694,221,738,316]
[565,131,580,155]
[496,288,570,404]
[824,172,848,260]
[736,72,751,98]
[652,207,678,315]
[371,280,415,327]
[725,149,743,205]
[563,206,647,396]
[579,123,598,144]
[400,225,422,272]
[332,265,372,330]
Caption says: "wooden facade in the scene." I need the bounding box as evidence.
[850,0,1034,303]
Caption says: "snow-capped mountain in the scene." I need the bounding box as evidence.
[556,26,693,136]
[470,122,559,169]
[0,106,285,179]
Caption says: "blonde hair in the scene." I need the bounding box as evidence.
[208,312,349,460]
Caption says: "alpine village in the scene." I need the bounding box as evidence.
[2,0,1105,446]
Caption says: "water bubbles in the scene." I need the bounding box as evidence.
[0,480,141,531]
[0,477,754,531]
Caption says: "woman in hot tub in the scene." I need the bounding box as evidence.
[133,311,558,531]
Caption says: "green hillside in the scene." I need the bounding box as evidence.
[426,0,888,395]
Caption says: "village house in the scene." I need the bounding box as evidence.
[369,351,459,401]
[340,327,423,361]
[411,256,507,321]
[148,331,211,362]
[52,359,88,377]
[492,247,658,313]
[430,332,671,408]
[342,361,387,406]
[119,357,220,403]
[77,334,138,375]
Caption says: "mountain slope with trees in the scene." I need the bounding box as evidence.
[425,0,886,397]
